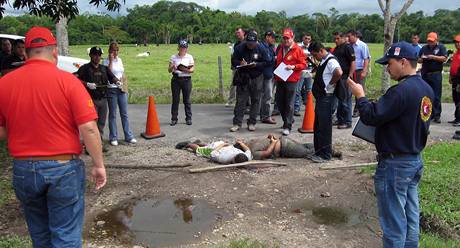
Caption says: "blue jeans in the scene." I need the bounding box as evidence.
[294,74,313,113]
[108,88,134,141]
[374,155,423,248]
[422,72,442,120]
[13,159,86,248]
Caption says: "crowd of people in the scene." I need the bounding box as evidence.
[0,25,458,248]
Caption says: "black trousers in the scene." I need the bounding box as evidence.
[314,94,335,159]
[275,81,297,130]
[422,72,442,120]
[171,77,192,121]
[233,74,263,126]
[452,82,460,121]
[93,98,108,136]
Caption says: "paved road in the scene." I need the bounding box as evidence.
[105,103,459,145]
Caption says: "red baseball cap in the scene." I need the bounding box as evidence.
[282,28,294,39]
[25,26,57,48]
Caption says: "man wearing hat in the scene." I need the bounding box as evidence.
[348,41,434,248]
[76,46,121,148]
[0,26,106,247]
[419,32,448,123]
[274,28,306,136]
[230,30,269,132]
[259,30,277,124]
[448,34,460,126]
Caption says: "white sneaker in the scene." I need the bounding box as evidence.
[247,124,256,131]
[110,140,118,146]
[282,129,290,136]
[127,138,137,144]
[229,125,240,132]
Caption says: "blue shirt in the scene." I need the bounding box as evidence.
[411,43,422,56]
[419,43,447,74]
[231,41,269,79]
[357,75,434,154]
[352,39,370,70]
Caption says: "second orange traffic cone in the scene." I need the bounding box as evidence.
[141,96,165,139]
[298,91,315,133]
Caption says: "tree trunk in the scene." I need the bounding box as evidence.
[56,17,69,56]
[381,19,396,93]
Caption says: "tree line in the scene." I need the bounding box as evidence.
[1,1,459,45]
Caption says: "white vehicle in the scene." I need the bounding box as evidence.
[0,34,89,73]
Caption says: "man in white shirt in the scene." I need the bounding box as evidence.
[176,140,252,164]
[308,42,342,162]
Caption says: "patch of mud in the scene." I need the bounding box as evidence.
[291,199,361,226]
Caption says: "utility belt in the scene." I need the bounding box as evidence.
[376,153,418,162]
[14,154,80,161]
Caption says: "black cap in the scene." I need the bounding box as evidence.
[246,31,258,43]
[178,39,188,48]
[264,30,276,38]
[375,41,418,65]
[89,46,103,55]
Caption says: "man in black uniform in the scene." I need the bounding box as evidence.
[348,41,434,248]
[230,31,269,132]
[226,27,246,107]
[76,47,120,145]
[419,32,447,123]
[333,32,356,129]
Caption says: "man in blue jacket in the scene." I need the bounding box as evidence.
[230,31,269,132]
[348,41,434,248]
[259,30,277,124]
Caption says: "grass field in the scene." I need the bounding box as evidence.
[67,43,455,104]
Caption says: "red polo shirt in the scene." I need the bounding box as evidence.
[450,50,460,77]
[0,59,97,157]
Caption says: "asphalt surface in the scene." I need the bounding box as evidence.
[105,102,459,144]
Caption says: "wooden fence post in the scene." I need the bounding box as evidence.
[218,56,224,99]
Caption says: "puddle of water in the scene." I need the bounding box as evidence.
[90,197,226,247]
[291,199,361,226]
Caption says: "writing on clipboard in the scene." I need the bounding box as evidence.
[236,62,256,69]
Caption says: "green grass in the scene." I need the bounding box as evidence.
[420,143,460,236]
[0,141,13,208]
[67,43,455,104]
[217,239,279,248]
[420,232,460,248]
[0,235,31,248]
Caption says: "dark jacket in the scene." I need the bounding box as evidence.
[231,41,269,79]
[260,41,276,79]
[357,75,434,154]
[75,63,118,100]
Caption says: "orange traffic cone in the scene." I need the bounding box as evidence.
[141,96,165,139]
[298,91,315,133]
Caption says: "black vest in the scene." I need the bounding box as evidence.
[312,56,336,99]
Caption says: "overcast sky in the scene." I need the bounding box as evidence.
[76,0,459,16]
[4,0,460,16]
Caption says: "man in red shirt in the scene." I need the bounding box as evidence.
[0,26,106,247]
[449,34,460,126]
[274,28,306,136]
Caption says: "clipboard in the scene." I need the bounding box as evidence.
[177,63,192,72]
[352,118,376,144]
[236,62,256,69]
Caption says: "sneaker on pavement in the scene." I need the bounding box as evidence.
[110,140,118,146]
[261,118,277,124]
[282,129,290,136]
[186,120,192,125]
[127,138,137,144]
[308,155,328,163]
[447,119,459,124]
[337,124,352,129]
[248,124,256,131]
[175,141,191,149]
[229,125,240,132]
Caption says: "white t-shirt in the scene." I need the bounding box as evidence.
[170,53,194,77]
[103,57,123,88]
[210,145,252,164]
[320,53,341,94]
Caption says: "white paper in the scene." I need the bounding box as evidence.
[274,62,294,81]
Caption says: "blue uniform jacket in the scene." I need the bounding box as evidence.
[231,41,269,79]
[260,41,276,79]
[357,75,434,154]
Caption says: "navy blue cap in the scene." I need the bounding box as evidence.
[178,39,188,48]
[376,41,418,65]
[246,31,258,43]
[264,30,277,38]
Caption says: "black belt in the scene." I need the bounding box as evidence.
[376,153,418,161]
[423,71,442,75]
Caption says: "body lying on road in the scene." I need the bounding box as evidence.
[176,139,252,164]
